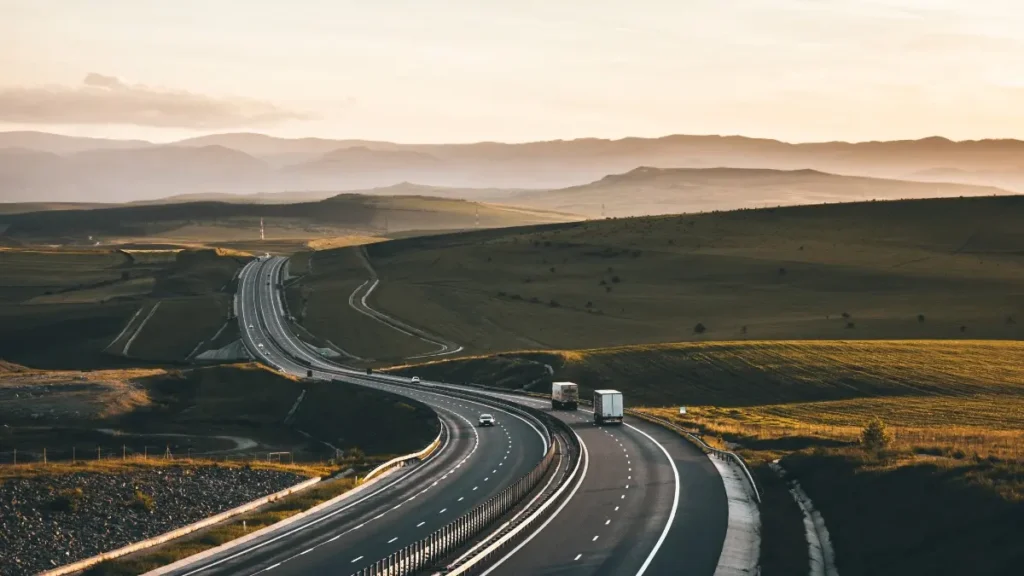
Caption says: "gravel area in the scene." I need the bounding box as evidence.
[0,465,306,576]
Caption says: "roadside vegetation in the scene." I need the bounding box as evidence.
[389,339,1024,576]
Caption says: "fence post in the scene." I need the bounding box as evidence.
[97,446,101,460]
[43,447,46,465]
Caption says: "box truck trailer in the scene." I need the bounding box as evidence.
[593,390,624,425]
[551,382,579,410]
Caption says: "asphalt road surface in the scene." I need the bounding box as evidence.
[186,256,728,576]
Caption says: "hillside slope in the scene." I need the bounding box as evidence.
[293,195,1024,358]
[0,193,578,245]
[508,167,1012,217]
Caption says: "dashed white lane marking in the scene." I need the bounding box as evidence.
[439,508,447,514]
[388,537,398,543]
[485,477,490,481]
[592,535,599,542]
[473,486,478,491]
[458,497,464,501]
[620,494,625,499]
[351,556,364,563]
[416,521,426,527]
[615,506,620,511]
[605,519,610,525]
[328,534,341,542]
[574,554,583,561]
[266,563,281,571]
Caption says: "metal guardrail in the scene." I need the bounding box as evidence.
[626,409,761,504]
[362,427,445,483]
[347,390,580,576]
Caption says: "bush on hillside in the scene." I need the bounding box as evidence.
[694,323,707,334]
[861,418,893,452]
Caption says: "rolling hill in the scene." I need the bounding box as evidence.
[290,194,1024,359]
[507,167,1012,217]
[0,193,578,245]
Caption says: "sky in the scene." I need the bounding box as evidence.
[2,0,1023,144]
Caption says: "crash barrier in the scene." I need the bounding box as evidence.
[362,427,445,483]
[347,389,581,576]
[626,409,761,504]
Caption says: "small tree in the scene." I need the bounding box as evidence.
[861,419,893,452]
[694,323,707,334]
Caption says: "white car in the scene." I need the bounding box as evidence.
[411,376,421,384]
[248,324,254,329]
[478,414,495,427]
[257,343,264,348]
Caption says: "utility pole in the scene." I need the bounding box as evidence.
[475,206,480,228]
[260,218,265,241]
[601,204,606,218]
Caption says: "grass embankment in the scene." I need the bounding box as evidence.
[0,247,247,368]
[286,248,439,360]
[390,340,1024,576]
[328,196,1024,358]
[2,363,439,463]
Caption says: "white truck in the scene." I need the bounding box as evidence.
[593,390,624,425]
[551,381,579,410]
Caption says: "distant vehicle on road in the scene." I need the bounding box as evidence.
[248,323,254,329]
[551,382,579,410]
[411,376,421,384]
[593,390,624,425]
[257,343,264,348]
[478,414,495,427]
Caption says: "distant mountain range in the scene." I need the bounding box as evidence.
[506,167,1012,217]
[2,131,1024,203]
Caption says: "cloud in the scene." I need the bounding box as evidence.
[0,74,311,128]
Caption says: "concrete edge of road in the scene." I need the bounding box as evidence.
[625,409,762,576]
[139,468,404,576]
[40,476,322,576]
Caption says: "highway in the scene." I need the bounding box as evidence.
[203,256,729,576]
[161,258,547,575]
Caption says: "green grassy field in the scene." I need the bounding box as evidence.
[331,195,1024,359]
[0,247,247,369]
[390,339,1024,576]
[286,248,438,360]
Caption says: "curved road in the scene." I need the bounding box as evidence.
[232,256,729,576]
[163,259,546,576]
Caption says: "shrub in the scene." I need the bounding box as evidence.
[605,286,612,293]
[585,301,593,308]
[694,323,707,334]
[861,418,893,452]
[917,314,925,323]
[960,325,967,333]
[530,297,540,303]
[497,291,506,297]
[611,276,621,284]
[778,267,787,276]
[841,312,851,319]
[129,490,155,513]
[549,267,556,273]
[1007,315,1016,325]
[846,322,856,329]
[548,300,560,308]
[740,325,748,335]
[50,488,84,513]
[346,447,366,462]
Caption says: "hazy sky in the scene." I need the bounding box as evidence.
[2,0,1023,143]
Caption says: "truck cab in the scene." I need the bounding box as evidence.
[551,381,579,410]
[593,390,624,425]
